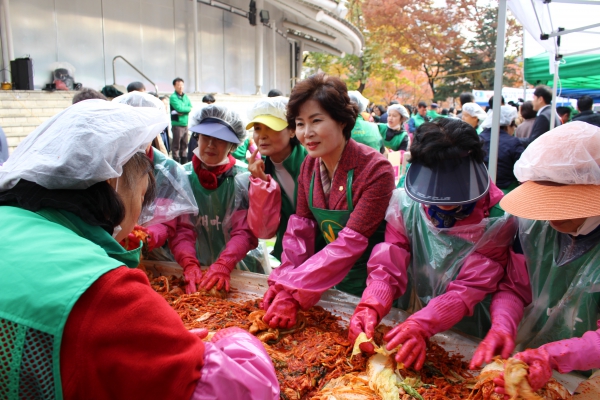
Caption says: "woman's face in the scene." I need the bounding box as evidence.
[388,110,402,127]
[295,99,346,159]
[462,112,479,128]
[373,107,382,116]
[110,175,150,243]
[198,134,232,166]
[253,122,295,161]
[550,217,588,234]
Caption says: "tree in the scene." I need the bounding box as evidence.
[362,0,476,99]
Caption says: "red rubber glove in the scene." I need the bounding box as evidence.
[182,258,203,294]
[260,285,279,311]
[513,348,555,391]
[263,290,299,329]
[384,319,429,370]
[199,261,233,292]
[470,328,515,370]
[349,306,379,344]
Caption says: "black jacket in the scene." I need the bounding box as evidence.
[521,105,561,148]
[572,110,600,128]
[480,128,525,189]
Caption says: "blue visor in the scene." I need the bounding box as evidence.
[404,156,490,206]
[189,118,241,144]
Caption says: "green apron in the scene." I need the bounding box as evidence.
[396,190,513,338]
[0,206,140,400]
[186,164,264,273]
[499,180,519,195]
[516,219,600,350]
[308,169,386,297]
[377,123,408,151]
[231,138,250,163]
[351,116,384,151]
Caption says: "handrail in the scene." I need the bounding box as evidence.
[112,55,159,94]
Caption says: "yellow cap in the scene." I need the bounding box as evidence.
[246,115,288,131]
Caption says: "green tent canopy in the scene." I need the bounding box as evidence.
[524,54,600,89]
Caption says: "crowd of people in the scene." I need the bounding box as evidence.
[1,72,600,399]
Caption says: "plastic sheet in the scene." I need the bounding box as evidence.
[138,150,198,226]
[141,260,588,394]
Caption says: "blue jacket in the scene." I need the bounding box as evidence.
[479,128,525,189]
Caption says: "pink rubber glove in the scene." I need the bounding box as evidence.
[247,175,281,239]
[192,327,279,399]
[384,319,429,370]
[470,291,526,369]
[348,281,395,343]
[216,209,259,268]
[260,285,280,311]
[146,223,169,251]
[269,226,368,310]
[199,260,234,292]
[183,259,203,294]
[513,348,555,391]
[263,290,299,329]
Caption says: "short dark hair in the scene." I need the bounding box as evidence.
[488,96,505,108]
[404,104,413,115]
[449,107,455,114]
[268,89,283,97]
[172,77,184,86]
[377,105,386,114]
[533,86,552,105]
[127,81,146,92]
[417,101,427,108]
[409,118,485,169]
[389,100,399,105]
[577,95,593,112]
[459,92,475,106]
[202,94,216,104]
[441,108,449,115]
[72,88,107,104]
[0,153,155,234]
[520,101,536,119]
[286,73,357,140]
[556,107,571,117]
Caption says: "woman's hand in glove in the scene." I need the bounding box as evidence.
[384,319,429,370]
[182,259,203,294]
[263,290,299,329]
[199,262,232,292]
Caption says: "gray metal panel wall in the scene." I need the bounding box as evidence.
[140,0,176,92]
[223,11,255,94]
[199,4,225,93]
[11,0,57,89]
[277,36,291,95]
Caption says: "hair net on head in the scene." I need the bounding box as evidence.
[247,96,288,123]
[0,99,168,190]
[514,121,600,185]
[190,104,246,143]
[112,91,165,112]
[388,104,410,119]
[462,102,487,121]
[499,105,518,126]
[348,91,369,113]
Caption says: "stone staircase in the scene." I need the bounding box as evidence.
[0,90,265,154]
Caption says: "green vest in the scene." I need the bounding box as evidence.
[426,110,442,120]
[351,116,383,151]
[185,164,264,273]
[377,124,408,151]
[231,139,250,163]
[516,219,600,350]
[308,170,386,297]
[0,206,141,399]
[396,190,511,338]
[264,144,307,261]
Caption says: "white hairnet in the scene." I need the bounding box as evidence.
[499,105,518,126]
[189,104,246,142]
[514,121,600,185]
[388,104,410,119]
[0,99,168,190]
[112,91,165,112]
[462,102,487,121]
[247,96,288,122]
[348,91,369,113]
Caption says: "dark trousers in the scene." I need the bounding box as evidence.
[187,134,198,161]
[171,126,189,159]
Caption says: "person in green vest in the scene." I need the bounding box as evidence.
[347,90,384,152]
[170,77,193,164]
[348,117,531,371]
[492,122,600,395]
[0,99,279,400]
[169,104,265,295]
[112,91,199,259]
[377,104,411,151]
[461,102,487,134]
[245,96,310,262]
[407,101,431,134]
[259,73,395,330]
[426,102,442,119]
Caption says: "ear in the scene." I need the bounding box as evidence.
[106,178,118,190]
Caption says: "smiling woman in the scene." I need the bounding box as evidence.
[260,73,395,330]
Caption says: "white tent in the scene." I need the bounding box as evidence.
[487,0,600,182]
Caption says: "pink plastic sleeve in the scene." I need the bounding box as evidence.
[215,209,259,270]
[542,327,600,373]
[248,175,282,239]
